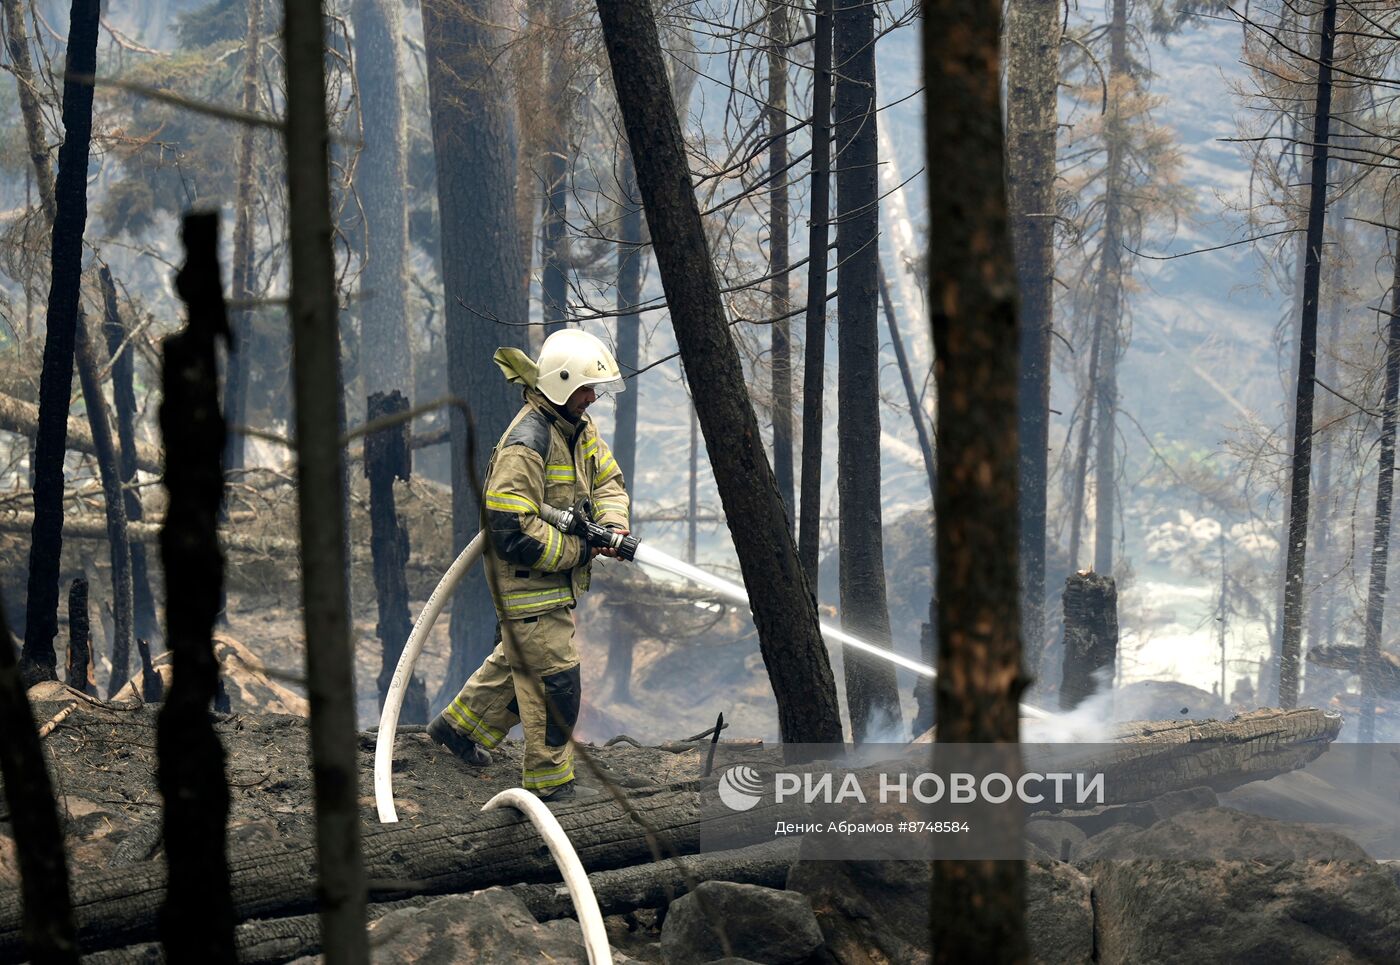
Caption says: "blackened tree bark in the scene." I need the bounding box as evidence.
[100,268,159,645]
[367,391,427,723]
[1005,0,1059,672]
[540,0,572,335]
[1358,233,1400,743]
[223,0,261,477]
[797,0,832,588]
[0,593,78,963]
[351,0,411,396]
[421,0,526,704]
[284,0,369,955]
[1059,573,1117,710]
[925,0,1028,957]
[20,0,100,686]
[596,0,844,750]
[65,576,94,695]
[1279,0,1338,709]
[768,0,793,520]
[834,0,901,742]
[73,316,134,697]
[157,212,237,964]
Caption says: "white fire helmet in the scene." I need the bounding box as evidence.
[534,329,626,406]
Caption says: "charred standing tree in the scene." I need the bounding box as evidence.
[351,0,411,397]
[19,0,100,686]
[0,594,78,964]
[1278,0,1338,709]
[65,576,94,695]
[157,212,237,964]
[768,0,793,520]
[1005,0,1060,672]
[100,269,159,645]
[595,0,844,750]
[73,316,134,697]
[421,0,527,702]
[797,0,832,588]
[284,0,369,956]
[540,0,573,335]
[1091,0,1128,577]
[223,0,262,476]
[367,391,427,722]
[879,262,936,722]
[925,0,1028,958]
[1358,235,1400,743]
[834,0,902,742]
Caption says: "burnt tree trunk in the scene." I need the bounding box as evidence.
[19,0,100,686]
[540,0,572,335]
[768,0,793,519]
[138,639,162,703]
[1091,0,1128,577]
[422,0,526,703]
[100,269,159,645]
[367,391,427,723]
[284,0,370,955]
[0,593,78,963]
[834,0,901,742]
[223,0,262,477]
[157,212,237,963]
[797,0,832,588]
[1358,232,1400,743]
[1005,0,1060,673]
[1279,0,1338,709]
[596,0,844,750]
[65,577,94,696]
[73,317,134,697]
[924,0,1028,957]
[1059,572,1118,711]
[878,261,936,726]
[351,0,411,397]
[613,155,643,496]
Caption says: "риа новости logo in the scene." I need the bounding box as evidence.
[717,765,765,811]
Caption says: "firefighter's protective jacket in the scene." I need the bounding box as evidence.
[483,352,630,621]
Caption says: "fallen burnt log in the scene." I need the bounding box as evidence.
[0,707,1339,960]
[82,841,799,965]
[0,391,163,475]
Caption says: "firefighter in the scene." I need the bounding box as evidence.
[427,329,631,803]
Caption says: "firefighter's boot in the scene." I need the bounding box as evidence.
[427,713,493,767]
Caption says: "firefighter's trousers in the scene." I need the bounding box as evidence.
[441,606,580,793]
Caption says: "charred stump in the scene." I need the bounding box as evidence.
[156,211,237,962]
[137,640,162,703]
[64,578,94,696]
[1060,572,1118,711]
[366,390,426,723]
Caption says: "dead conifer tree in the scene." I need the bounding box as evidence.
[156,212,237,963]
[284,0,369,956]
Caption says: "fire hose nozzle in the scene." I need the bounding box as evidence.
[540,503,638,561]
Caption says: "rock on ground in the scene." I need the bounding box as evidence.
[659,881,822,965]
